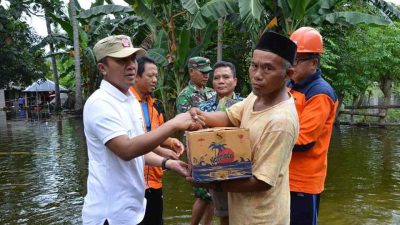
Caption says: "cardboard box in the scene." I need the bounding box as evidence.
[186,127,252,182]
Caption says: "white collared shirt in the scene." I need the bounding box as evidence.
[82,80,146,225]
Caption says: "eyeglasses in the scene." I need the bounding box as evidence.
[294,56,317,65]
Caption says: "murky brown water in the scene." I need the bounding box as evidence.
[0,111,399,224]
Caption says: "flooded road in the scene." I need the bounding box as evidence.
[0,114,87,224]
[0,112,399,224]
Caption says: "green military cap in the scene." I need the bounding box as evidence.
[187,56,213,73]
[93,35,146,62]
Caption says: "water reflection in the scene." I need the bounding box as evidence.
[0,112,86,224]
[0,112,399,224]
[18,110,26,120]
[320,126,400,225]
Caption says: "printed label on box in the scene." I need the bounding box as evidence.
[186,127,252,182]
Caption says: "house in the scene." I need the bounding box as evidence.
[1,79,69,110]
[0,82,23,110]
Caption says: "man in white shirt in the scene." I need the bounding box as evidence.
[82,35,199,225]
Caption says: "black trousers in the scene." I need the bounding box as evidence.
[290,192,321,225]
[138,188,164,225]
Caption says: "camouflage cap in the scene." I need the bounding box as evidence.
[93,35,146,62]
[187,56,213,73]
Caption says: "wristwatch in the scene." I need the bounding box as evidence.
[161,158,170,170]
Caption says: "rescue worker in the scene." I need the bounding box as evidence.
[131,56,184,225]
[287,27,339,225]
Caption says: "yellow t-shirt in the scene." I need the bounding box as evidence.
[226,92,299,225]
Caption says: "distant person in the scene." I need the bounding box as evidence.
[82,35,200,225]
[18,96,25,109]
[130,56,185,225]
[199,61,243,225]
[188,31,299,225]
[288,27,338,225]
[176,56,215,225]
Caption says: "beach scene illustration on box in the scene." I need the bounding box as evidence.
[186,128,253,182]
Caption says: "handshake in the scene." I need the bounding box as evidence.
[170,107,207,132]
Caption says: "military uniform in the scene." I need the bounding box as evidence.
[178,83,215,202]
[176,56,215,205]
[176,81,215,114]
[199,93,243,113]
[176,56,216,114]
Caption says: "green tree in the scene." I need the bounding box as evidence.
[0,3,48,88]
[179,0,399,101]
[70,0,83,112]
[41,0,63,112]
[185,0,394,43]
[131,0,218,118]
[321,20,400,122]
[36,1,147,100]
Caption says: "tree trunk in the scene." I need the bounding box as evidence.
[334,92,344,126]
[379,75,392,124]
[217,18,224,62]
[44,9,61,112]
[356,94,364,107]
[70,0,83,113]
[350,95,357,124]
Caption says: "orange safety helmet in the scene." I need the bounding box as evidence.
[290,27,323,54]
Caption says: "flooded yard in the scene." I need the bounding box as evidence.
[0,111,399,224]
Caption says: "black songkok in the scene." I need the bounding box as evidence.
[255,31,297,65]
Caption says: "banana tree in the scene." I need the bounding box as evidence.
[368,0,400,20]
[185,0,395,42]
[36,2,148,100]
[181,0,238,61]
[130,0,218,119]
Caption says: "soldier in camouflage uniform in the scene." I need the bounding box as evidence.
[176,56,216,114]
[176,56,215,225]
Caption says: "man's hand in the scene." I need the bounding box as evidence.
[169,138,184,157]
[189,107,204,122]
[159,147,179,160]
[153,146,179,160]
[166,160,190,177]
[188,108,206,130]
[169,112,204,131]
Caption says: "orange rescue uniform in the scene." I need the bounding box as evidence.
[287,69,338,194]
[130,87,175,189]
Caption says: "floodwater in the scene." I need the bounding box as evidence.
[0,111,399,224]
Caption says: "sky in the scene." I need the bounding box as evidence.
[1,0,399,37]
[31,0,128,37]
